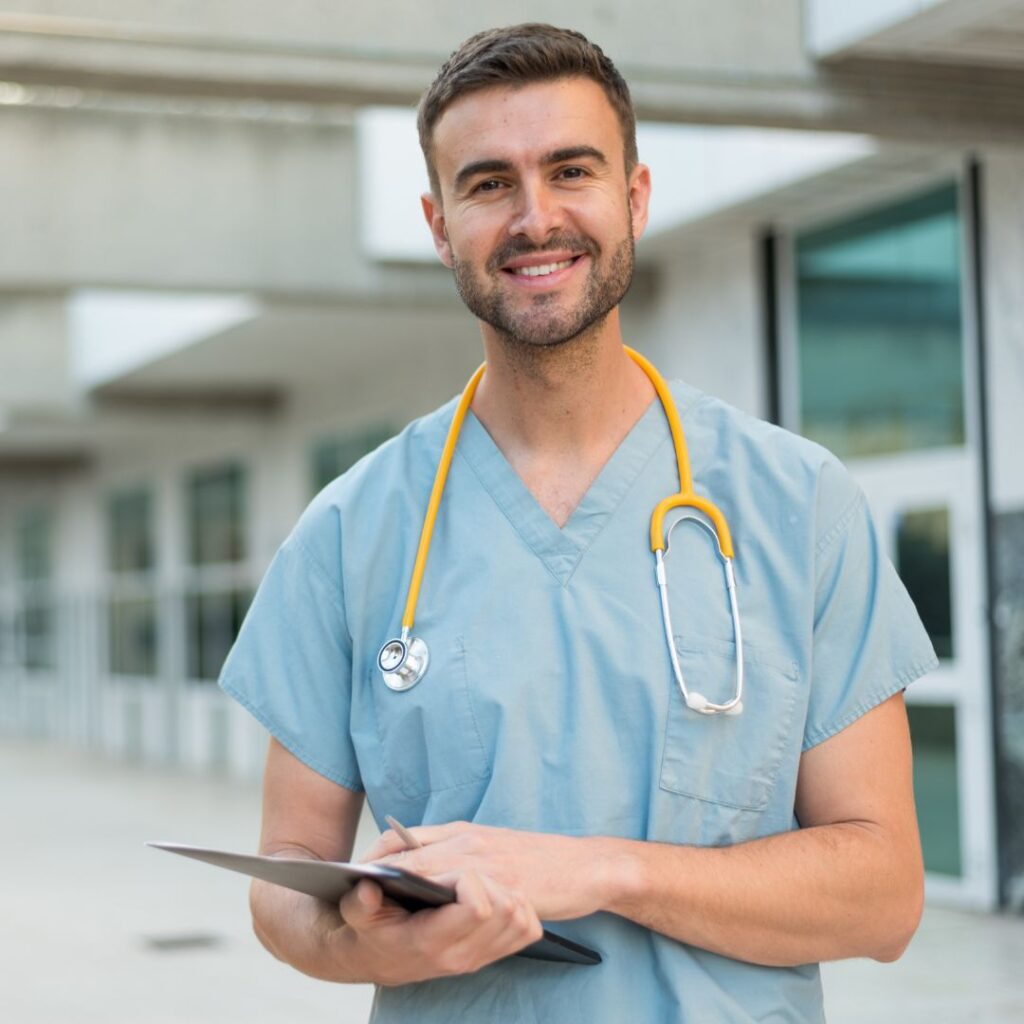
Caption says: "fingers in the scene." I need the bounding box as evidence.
[361,821,474,863]
[373,848,436,877]
[338,869,541,984]
[423,872,543,976]
[478,875,544,954]
[398,820,470,846]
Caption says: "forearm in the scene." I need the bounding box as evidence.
[596,821,923,966]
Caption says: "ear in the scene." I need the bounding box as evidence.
[627,163,652,243]
[421,191,453,268]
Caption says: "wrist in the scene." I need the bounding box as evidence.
[589,837,648,915]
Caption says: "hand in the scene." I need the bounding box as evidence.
[361,821,612,921]
[334,872,543,986]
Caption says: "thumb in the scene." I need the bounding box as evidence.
[339,880,382,927]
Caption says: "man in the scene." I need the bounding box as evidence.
[220,23,937,1022]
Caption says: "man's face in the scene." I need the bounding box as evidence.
[423,77,650,350]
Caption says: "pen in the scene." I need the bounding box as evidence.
[385,814,423,850]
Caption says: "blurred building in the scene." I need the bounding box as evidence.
[0,2,1022,912]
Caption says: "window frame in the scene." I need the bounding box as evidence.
[182,461,253,684]
[105,484,159,680]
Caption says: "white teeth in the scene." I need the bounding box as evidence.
[511,259,574,277]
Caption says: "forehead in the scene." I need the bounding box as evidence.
[431,77,623,178]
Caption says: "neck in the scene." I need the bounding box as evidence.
[471,310,655,456]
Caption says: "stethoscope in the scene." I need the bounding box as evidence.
[377,347,744,716]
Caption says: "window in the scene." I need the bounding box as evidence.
[109,488,154,573]
[107,488,157,677]
[186,589,250,682]
[185,464,250,681]
[16,509,55,671]
[907,703,962,877]
[312,425,395,494]
[795,185,965,459]
[188,464,247,565]
[896,507,954,660]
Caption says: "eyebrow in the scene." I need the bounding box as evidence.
[453,145,609,192]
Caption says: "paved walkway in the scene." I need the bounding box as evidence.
[4,739,1022,1023]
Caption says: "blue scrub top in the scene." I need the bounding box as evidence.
[221,379,937,1023]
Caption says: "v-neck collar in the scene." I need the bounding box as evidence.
[455,381,701,586]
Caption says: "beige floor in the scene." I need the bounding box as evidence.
[3,739,1021,1023]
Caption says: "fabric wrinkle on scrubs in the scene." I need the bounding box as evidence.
[220,378,938,1024]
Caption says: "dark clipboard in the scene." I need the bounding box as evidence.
[147,842,601,966]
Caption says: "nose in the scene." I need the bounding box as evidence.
[507,176,564,244]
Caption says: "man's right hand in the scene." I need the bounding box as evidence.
[250,740,541,986]
[332,872,544,985]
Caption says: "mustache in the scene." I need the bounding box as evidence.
[486,235,599,273]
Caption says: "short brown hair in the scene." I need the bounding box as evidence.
[418,23,638,195]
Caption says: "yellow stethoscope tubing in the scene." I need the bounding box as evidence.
[625,347,734,559]
[399,348,734,620]
[399,362,486,635]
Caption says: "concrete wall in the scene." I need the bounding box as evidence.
[0,103,360,293]
[633,229,764,418]
[0,2,810,81]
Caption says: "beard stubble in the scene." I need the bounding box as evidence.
[451,224,636,370]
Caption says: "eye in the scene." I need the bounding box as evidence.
[473,178,504,194]
[558,166,588,181]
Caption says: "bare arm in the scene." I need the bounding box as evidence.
[367,693,924,966]
[606,692,924,964]
[249,737,365,980]
[250,737,543,985]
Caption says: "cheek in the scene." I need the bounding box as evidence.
[448,229,498,269]
[571,195,630,233]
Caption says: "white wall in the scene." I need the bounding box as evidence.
[807,0,945,57]
[0,296,73,410]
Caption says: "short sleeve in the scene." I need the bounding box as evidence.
[218,528,363,792]
[802,472,939,751]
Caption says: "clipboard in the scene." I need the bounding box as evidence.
[147,841,601,966]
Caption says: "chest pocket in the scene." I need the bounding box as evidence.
[659,635,800,818]
[368,634,491,799]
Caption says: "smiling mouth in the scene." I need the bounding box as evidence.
[504,257,580,278]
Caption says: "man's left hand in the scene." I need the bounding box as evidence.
[361,822,615,921]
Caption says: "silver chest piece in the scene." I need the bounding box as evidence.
[378,634,430,691]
